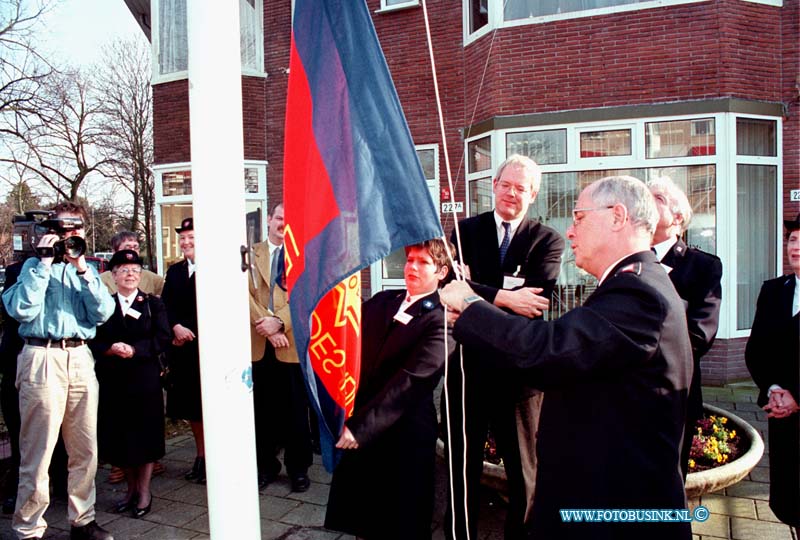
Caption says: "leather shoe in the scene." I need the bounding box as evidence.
[290,474,310,492]
[70,520,113,540]
[132,495,152,518]
[257,461,281,490]
[185,457,205,482]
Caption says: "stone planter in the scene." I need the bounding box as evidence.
[436,402,764,498]
[684,403,764,498]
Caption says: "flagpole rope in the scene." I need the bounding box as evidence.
[420,2,470,538]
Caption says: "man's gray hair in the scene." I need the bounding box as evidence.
[648,176,693,231]
[590,176,658,235]
[494,154,542,193]
[111,231,139,252]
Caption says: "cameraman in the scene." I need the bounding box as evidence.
[2,202,115,540]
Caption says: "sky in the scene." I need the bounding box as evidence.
[39,0,147,69]
[2,0,149,207]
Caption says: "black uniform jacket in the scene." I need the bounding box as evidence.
[453,250,693,540]
[745,275,799,528]
[325,289,454,540]
[662,239,722,362]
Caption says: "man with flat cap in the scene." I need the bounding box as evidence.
[441,176,692,540]
[745,213,800,530]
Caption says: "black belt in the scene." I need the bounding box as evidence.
[25,337,86,349]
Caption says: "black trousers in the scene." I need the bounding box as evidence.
[252,353,313,477]
[441,360,528,540]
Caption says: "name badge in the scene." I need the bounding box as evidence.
[503,275,525,289]
[127,308,142,320]
[393,311,413,325]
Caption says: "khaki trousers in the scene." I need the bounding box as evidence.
[13,344,99,539]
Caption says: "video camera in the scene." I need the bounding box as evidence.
[12,210,87,263]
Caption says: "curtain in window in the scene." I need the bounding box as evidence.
[240,0,260,71]
[158,0,188,75]
[736,118,777,156]
[736,164,777,330]
[505,0,642,20]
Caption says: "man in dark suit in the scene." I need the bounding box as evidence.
[745,214,800,529]
[444,154,564,539]
[649,177,722,478]
[441,175,693,540]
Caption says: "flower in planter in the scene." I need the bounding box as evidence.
[688,414,742,472]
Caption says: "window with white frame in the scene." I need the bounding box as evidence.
[152,0,265,82]
[465,112,782,335]
[378,0,420,12]
[154,162,268,271]
[464,0,782,41]
[373,145,440,292]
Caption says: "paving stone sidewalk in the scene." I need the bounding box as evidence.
[0,381,795,539]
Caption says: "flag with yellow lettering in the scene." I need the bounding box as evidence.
[283,0,442,471]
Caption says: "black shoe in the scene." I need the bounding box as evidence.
[132,495,152,518]
[2,495,15,514]
[70,520,114,540]
[290,474,310,492]
[185,457,204,481]
[257,461,281,490]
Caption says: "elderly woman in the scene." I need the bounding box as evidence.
[325,239,455,540]
[746,214,800,530]
[91,249,171,518]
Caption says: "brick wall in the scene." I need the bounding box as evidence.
[701,337,749,387]
[152,77,268,165]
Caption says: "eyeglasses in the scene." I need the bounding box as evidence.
[495,181,532,195]
[571,205,614,226]
[113,267,142,275]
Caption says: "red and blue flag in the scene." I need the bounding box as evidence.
[283,0,443,471]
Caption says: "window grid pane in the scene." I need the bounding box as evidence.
[469,0,489,34]
[158,0,188,75]
[580,129,631,158]
[416,149,436,180]
[646,118,716,158]
[162,171,192,197]
[506,129,567,165]
[736,118,777,156]
[161,203,193,268]
[468,177,492,217]
[468,136,492,173]
[505,0,645,21]
[736,164,777,329]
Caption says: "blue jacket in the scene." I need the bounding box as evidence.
[2,258,115,340]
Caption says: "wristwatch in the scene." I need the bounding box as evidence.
[462,294,483,310]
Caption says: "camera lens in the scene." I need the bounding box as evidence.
[63,236,86,259]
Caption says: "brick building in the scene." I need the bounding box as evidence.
[124,0,799,385]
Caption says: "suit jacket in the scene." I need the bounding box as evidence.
[248,241,274,362]
[745,274,800,527]
[453,251,693,540]
[452,211,564,303]
[101,269,164,297]
[270,283,298,364]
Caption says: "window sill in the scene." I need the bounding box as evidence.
[375,2,420,14]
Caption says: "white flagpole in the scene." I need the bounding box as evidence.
[186,3,261,538]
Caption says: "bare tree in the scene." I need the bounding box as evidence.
[0,67,111,202]
[0,0,54,140]
[96,37,155,266]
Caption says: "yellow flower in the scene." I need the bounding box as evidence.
[730,430,736,439]
[688,459,696,469]
[720,417,727,424]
